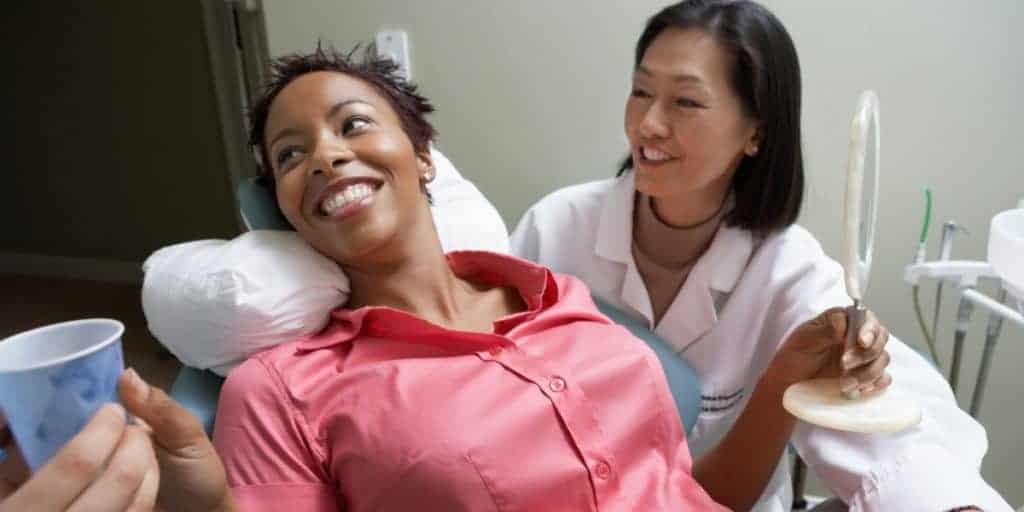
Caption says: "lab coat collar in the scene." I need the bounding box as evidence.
[592,172,754,346]
[594,172,754,295]
[703,223,754,295]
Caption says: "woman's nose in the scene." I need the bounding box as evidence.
[638,103,670,140]
[309,139,355,177]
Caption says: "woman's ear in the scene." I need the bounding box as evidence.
[745,124,764,157]
[416,147,435,183]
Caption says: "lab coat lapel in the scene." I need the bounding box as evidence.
[591,175,756,346]
[594,174,655,325]
[655,258,717,353]
[656,225,755,356]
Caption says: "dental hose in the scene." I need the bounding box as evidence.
[912,188,941,366]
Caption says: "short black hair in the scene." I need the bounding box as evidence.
[249,43,437,195]
[620,0,804,235]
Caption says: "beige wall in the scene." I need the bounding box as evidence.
[263,1,1024,503]
[0,2,240,265]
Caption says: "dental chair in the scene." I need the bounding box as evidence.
[169,178,704,440]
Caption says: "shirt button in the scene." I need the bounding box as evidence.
[487,346,503,356]
[594,461,612,479]
[548,376,567,393]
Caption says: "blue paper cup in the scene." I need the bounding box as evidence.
[0,319,125,471]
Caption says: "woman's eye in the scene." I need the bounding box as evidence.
[676,97,703,108]
[342,116,371,134]
[631,88,652,99]
[275,147,302,167]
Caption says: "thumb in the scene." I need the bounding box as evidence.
[118,369,210,455]
[795,307,847,350]
[822,308,848,346]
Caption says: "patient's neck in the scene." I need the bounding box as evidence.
[344,213,470,329]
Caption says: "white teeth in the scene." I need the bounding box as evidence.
[642,146,672,162]
[321,183,375,215]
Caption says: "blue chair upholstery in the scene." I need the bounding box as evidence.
[592,300,701,433]
[170,178,703,436]
[170,366,225,434]
[237,178,291,231]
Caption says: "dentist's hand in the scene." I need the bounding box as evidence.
[769,307,892,399]
[118,369,235,512]
[0,404,160,511]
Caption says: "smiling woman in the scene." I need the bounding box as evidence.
[213,45,732,511]
[249,48,438,279]
[511,1,1008,510]
[264,71,435,273]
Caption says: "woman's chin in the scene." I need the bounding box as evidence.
[633,172,673,198]
[315,224,404,267]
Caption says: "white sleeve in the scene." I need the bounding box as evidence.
[770,233,1012,511]
[509,204,542,262]
[795,340,1011,511]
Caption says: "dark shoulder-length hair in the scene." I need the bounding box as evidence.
[620,0,804,234]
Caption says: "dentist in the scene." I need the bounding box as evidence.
[512,1,1009,510]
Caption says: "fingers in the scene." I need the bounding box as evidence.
[826,308,848,342]
[67,425,157,512]
[840,351,892,398]
[1,403,126,512]
[856,310,889,350]
[126,465,159,512]
[799,307,848,353]
[859,372,893,398]
[840,312,890,373]
[119,369,208,455]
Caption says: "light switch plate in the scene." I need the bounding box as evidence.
[375,30,411,80]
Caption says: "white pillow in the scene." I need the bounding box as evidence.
[142,149,508,376]
[429,149,510,254]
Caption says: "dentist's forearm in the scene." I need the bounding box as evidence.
[693,367,797,511]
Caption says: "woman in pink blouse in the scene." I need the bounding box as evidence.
[211,44,889,512]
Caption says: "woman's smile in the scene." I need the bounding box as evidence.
[313,176,385,221]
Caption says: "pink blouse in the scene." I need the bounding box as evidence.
[213,251,728,511]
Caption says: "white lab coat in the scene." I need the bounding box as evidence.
[511,174,1011,511]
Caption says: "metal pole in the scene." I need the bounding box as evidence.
[969,289,1008,418]
[961,288,1024,329]
[949,295,975,394]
